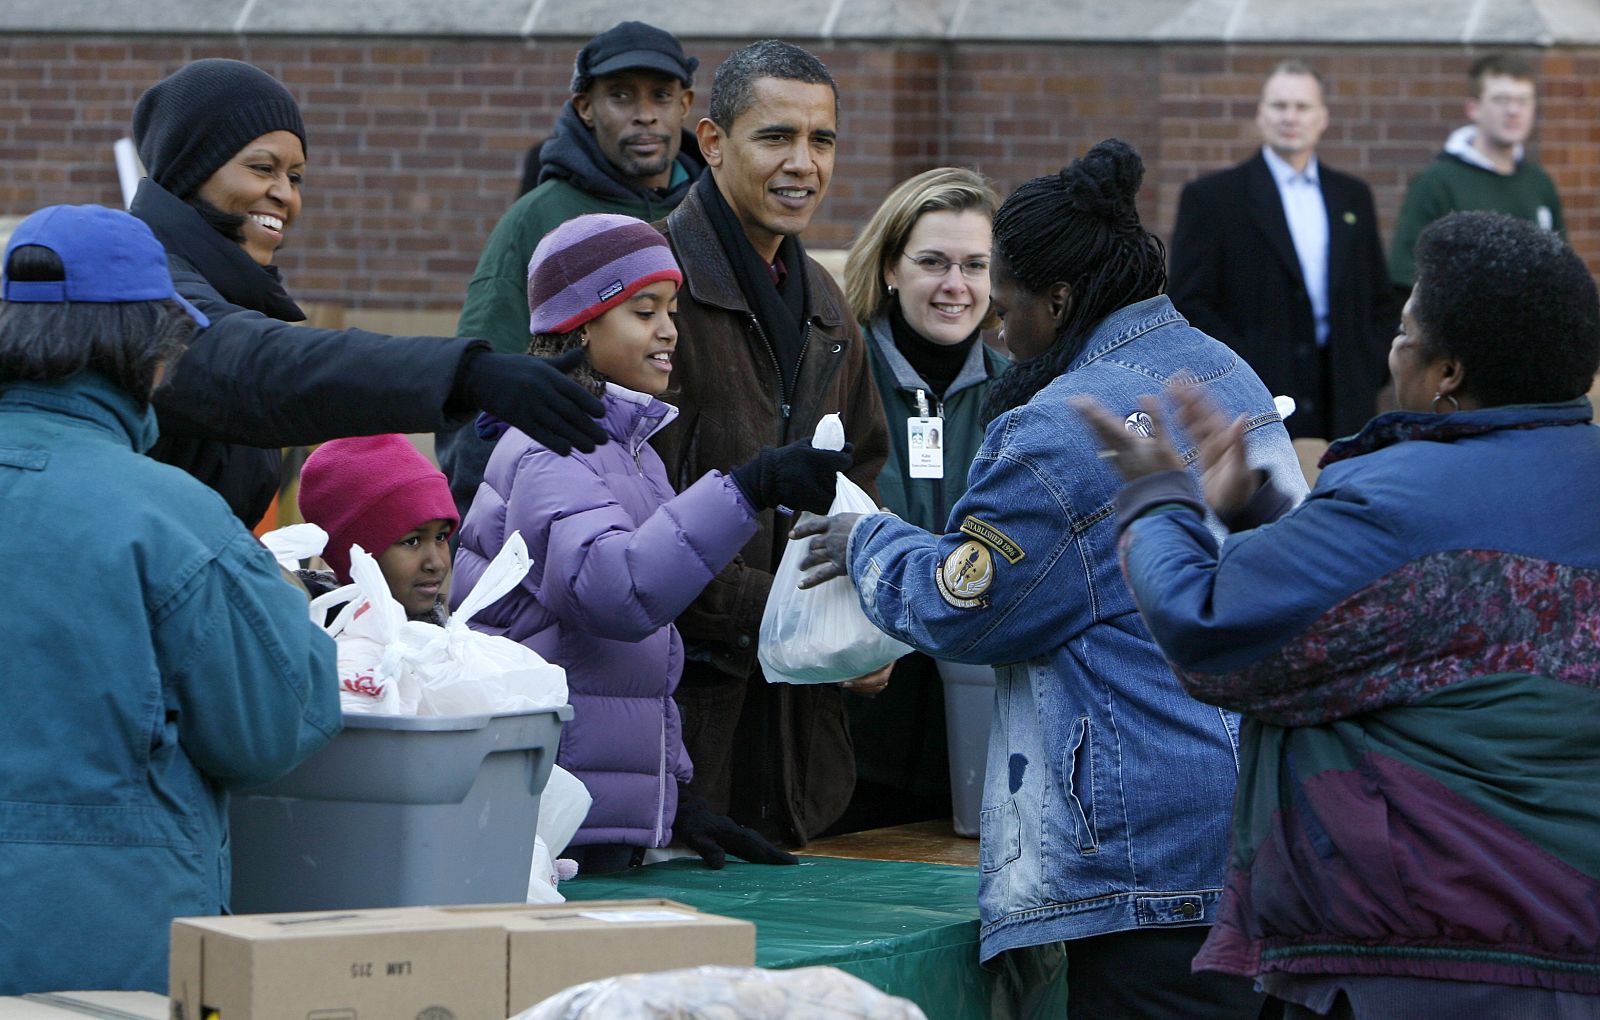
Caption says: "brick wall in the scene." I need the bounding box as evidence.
[2,36,1596,314]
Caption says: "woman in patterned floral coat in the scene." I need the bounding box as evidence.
[1081,210,1600,1019]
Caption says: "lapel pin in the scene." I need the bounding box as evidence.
[1343,211,1357,225]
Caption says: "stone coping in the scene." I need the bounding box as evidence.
[2,0,1597,44]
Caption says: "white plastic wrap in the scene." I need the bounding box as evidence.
[511,965,929,1020]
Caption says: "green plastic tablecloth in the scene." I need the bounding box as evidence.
[562,855,995,1018]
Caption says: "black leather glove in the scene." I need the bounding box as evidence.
[730,440,853,513]
[454,347,607,455]
[673,786,799,869]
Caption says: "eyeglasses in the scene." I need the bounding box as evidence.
[900,253,991,280]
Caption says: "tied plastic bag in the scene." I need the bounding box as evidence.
[759,414,912,684]
[402,532,568,716]
[310,545,420,714]
[260,522,329,570]
[313,532,568,716]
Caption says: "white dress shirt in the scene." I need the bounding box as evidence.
[1262,145,1330,347]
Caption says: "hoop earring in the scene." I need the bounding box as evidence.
[886,285,897,296]
[1432,392,1459,414]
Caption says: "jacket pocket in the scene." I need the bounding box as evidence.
[1062,716,1099,854]
[979,799,1021,874]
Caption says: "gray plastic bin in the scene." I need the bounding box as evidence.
[229,706,571,913]
[937,662,996,838]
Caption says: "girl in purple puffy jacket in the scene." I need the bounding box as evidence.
[452,214,847,874]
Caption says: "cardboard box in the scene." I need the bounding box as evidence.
[440,900,756,1013]
[170,899,755,1019]
[0,992,167,1019]
[169,908,507,1020]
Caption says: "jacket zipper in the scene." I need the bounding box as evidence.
[748,314,814,439]
[932,395,945,516]
[747,312,813,840]
[654,705,668,846]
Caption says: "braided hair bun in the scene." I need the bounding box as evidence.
[1059,138,1144,221]
[983,138,1167,420]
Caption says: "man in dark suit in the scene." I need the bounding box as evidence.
[1170,61,1393,440]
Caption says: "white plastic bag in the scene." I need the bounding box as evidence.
[526,764,592,903]
[314,532,568,716]
[526,836,564,904]
[511,965,929,1019]
[313,543,421,715]
[759,415,912,684]
[401,532,568,716]
[535,763,592,859]
[260,522,329,570]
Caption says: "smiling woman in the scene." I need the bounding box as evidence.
[125,59,609,527]
[196,130,304,267]
[837,167,1008,833]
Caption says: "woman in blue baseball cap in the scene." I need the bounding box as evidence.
[0,204,339,994]
[128,58,609,526]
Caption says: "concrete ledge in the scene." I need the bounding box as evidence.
[4,0,1599,43]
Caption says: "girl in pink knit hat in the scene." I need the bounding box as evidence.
[297,433,460,624]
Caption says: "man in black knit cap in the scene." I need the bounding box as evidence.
[437,21,706,517]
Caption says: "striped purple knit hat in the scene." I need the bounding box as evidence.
[527,214,682,335]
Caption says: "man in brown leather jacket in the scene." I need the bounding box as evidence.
[651,39,890,845]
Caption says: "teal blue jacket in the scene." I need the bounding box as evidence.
[0,375,340,994]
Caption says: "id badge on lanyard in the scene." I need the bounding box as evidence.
[908,388,944,479]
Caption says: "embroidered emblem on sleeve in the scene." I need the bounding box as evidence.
[959,515,1026,564]
[937,539,995,608]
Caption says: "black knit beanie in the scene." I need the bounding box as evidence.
[132,59,307,200]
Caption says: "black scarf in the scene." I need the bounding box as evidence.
[129,177,305,321]
[539,102,704,216]
[693,172,809,399]
[887,302,979,401]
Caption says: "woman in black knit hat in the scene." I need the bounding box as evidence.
[128,59,607,525]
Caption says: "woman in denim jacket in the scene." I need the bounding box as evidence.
[796,140,1304,1017]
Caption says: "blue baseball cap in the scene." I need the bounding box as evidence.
[2,204,209,328]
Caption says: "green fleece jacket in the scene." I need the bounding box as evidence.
[1389,131,1563,288]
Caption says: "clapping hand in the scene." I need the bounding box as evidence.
[1073,384,1261,520]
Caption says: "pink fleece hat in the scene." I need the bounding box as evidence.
[297,435,459,583]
